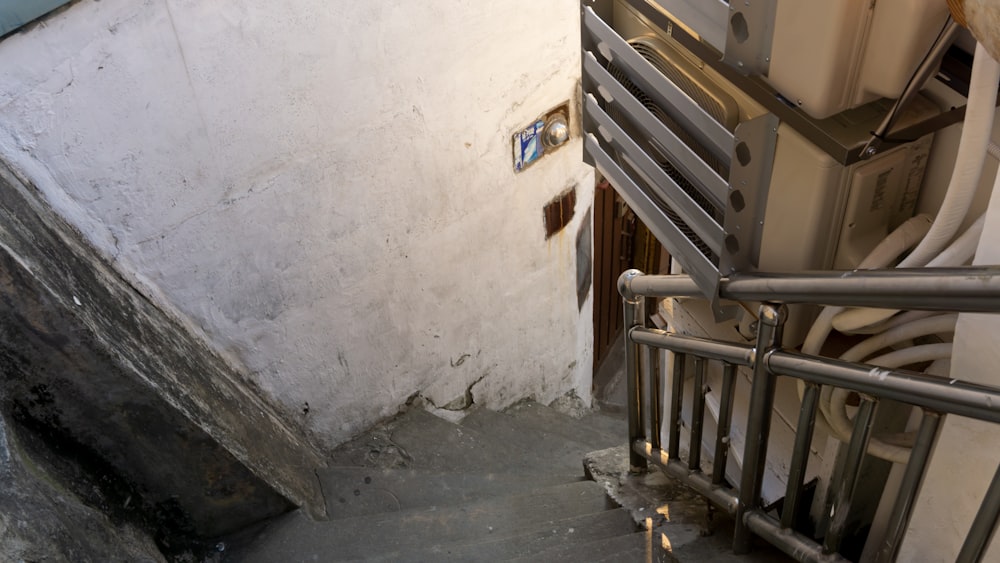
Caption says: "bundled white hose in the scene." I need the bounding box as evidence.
[828,342,954,464]
[828,42,999,333]
[800,215,933,357]
[799,215,934,416]
[832,213,987,332]
[836,310,939,335]
[838,314,958,363]
[926,212,986,267]
[900,42,999,267]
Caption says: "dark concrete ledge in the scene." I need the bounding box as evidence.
[0,162,328,538]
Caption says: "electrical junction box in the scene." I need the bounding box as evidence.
[513,102,571,172]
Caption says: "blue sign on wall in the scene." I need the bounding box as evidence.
[513,120,546,173]
[1,0,72,38]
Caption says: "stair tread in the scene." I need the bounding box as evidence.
[328,407,575,475]
[368,507,636,562]
[506,530,673,563]
[498,400,626,448]
[228,480,616,562]
[458,406,615,474]
[318,466,579,519]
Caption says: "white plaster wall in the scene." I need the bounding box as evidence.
[898,143,1000,559]
[0,0,595,450]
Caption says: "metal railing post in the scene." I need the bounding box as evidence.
[711,362,738,486]
[620,269,647,472]
[825,397,878,555]
[668,352,686,461]
[689,357,707,472]
[781,382,821,529]
[873,410,942,563]
[733,302,787,553]
[648,342,663,451]
[957,462,1000,562]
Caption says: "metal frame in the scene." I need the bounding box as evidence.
[616,0,970,168]
[581,5,776,310]
[722,0,777,76]
[618,268,1000,562]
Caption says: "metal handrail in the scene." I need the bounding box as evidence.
[619,268,1000,563]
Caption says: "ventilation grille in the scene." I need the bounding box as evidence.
[605,37,738,262]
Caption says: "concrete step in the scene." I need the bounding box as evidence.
[319,466,577,519]
[458,406,614,475]
[508,530,674,563]
[496,400,626,453]
[226,480,617,562]
[367,507,636,562]
[327,407,575,475]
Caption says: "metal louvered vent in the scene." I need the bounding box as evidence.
[605,37,738,261]
[581,5,777,307]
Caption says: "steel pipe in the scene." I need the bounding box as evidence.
[629,327,754,366]
[824,398,878,554]
[668,352,686,461]
[782,382,821,530]
[648,344,662,451]
[623,270,647,472]
[712,363,738,486]
[619,268,1000,312]
[767,351,1000,424]
[744,510,851,563]
[634,441,740,516]
[689,357,707,472]
[873,411,942,563]
[957,462,1000,562]
[734,303,787,553]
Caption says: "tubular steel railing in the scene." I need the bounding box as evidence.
[618,267,1000,563]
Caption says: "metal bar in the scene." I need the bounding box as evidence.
[957,463,1000,563]
[581,92,725,250]
[648,343,662,451]
[689,357,707,471]
[720,113,779,275]
[629,327,754,366]
[582,6,734,165]
[668,352,685,461]
[623,270,647,472]
[873,411,943,563]
[781,382,820,530]
[634,440,739,516]
[825,398,878,555]
[720,269,1000,311]
[620,269,1000,313]
[620,0,961,167]
[582,56,730,210]
[733,302,787,553]
[587,137,721,298]
[712,362,738,486]
[860,18,960,159]
[768,351,1000,425]
[648,0,729,51]
[722,0,777,75]
[744,510,852,563]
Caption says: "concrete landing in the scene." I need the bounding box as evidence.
[224,400,795,562]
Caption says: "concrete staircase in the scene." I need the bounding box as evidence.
[221,400,784,562]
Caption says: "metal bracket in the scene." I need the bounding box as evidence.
[723,0,777,76]
[720,113,779,275]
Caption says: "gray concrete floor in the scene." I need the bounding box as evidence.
[220,397,794,562]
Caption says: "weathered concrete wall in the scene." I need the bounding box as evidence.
[0,409,166,563]
[0,161,319,547]
[0,0,595,449]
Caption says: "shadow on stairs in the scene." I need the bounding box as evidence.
[219,400,791,562]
